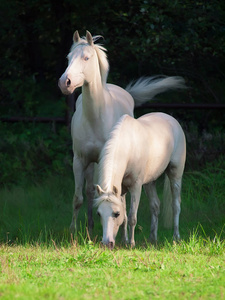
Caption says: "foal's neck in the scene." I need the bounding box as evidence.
[100,135,128,196]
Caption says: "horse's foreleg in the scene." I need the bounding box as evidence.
[121,194,128,244]
[144,181,160,244]
[84,163,95,233]
[170,177,182,240]
[70,156,84,233]
[128,185,142,248]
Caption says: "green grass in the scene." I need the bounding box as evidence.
[0,238,224,299]
[0,158,225,299]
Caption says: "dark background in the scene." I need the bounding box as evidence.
[0,0,225,184]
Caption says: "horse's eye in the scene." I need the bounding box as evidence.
[114,212,120,218]
[97,211,100,217]
[84,56,89,61]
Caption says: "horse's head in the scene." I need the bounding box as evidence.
[94,185,125,249]
[58,30,108,95]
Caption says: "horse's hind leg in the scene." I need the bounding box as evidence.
[70,155,84,233]
[144,181,160,244]
[170,177,182,240]
[166,166,183,240]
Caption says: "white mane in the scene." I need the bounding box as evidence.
[94,192,122,208]
[68,36,109,86]
[98,114,128,192]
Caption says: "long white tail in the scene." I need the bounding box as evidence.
[126,76,186,106]
[161,174,173,229]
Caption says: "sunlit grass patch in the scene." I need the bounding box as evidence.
[0,234,224,299]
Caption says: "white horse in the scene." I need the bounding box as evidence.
[94,113,186,249]
[58,30,185,232]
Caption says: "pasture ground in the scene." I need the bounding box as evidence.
[0,157,225,299]
[0,237,224,299]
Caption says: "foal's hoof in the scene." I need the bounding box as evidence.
[129,241,135,248]
[123,239,129,246]
[149,239,157,246]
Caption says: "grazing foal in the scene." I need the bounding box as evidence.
[95,113,186,249]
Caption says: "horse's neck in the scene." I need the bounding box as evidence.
[82,78,108,121]
[100,163,124,196]
[100,132,127,195]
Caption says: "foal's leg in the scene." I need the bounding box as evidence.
[144,181,160,244]
[168,175,182,240]
[121,194,128,244]
[128,184,142,248]
[70,155,84,232]
[84,163,95,233]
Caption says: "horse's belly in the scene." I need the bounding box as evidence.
[143,159,170,183]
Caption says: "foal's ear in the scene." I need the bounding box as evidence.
[73,30,80,43]
[95,184,104,195]
[86,30,94,46]
[112,185,119,196]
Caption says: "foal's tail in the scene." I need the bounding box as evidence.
[126,76,186,106]
[161,174,173,229]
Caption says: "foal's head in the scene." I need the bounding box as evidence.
[58,30,109,95]
[94,185,125,249]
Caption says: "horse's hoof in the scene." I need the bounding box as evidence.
[69,223,75,233]
[173,233,181,241]
[130,241,135,248]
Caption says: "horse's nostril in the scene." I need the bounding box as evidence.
[66,78,71,87]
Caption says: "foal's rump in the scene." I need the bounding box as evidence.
[136,113,186,182]
[135,113,186,229]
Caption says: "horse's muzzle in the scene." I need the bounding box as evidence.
[58,78,70,95]
[101,240,115,250]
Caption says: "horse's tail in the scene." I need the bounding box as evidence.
[161,174,173,229]
[125,76,186,106]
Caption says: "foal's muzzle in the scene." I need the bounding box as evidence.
[101,240,115,250]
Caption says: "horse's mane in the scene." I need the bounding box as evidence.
[69,36,109,86]
[94,191,122,208]
[98,114,129,192]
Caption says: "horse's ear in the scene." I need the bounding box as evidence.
[86,30,94,46]
[112,185,118,196]
[73,30,80,43]
[96,184,104,195]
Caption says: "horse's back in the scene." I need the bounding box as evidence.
[138,112,185,143]
[139,112,186,175]
[137,113,185,178]
[107,84,134,117]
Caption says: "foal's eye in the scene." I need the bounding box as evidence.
[114,212,120,218]
[97,211,100,217]
[84,56,89,61]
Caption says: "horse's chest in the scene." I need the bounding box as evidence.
[85,141,102,160]
[72,115,108,163]
[76,138,103,164]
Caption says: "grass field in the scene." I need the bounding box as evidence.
[0,157,225,299]
[1,238,224,300]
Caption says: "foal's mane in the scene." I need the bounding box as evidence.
[98,114,128,192]
[69,36,109,86]
[94,192,122,208]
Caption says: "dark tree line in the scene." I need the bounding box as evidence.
[1,0,225,117]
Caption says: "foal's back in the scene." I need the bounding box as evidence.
[121,113,186,184]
